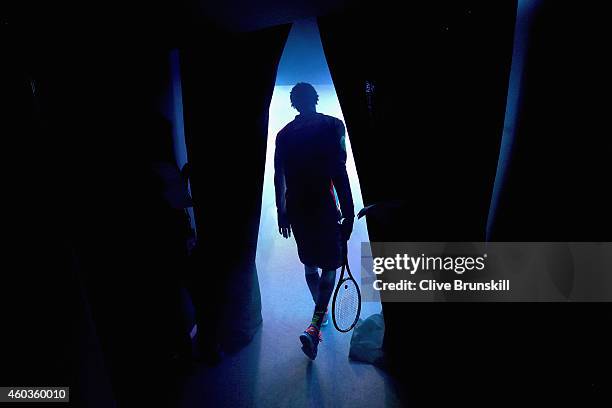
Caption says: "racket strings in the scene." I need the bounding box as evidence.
[334,279,359,330]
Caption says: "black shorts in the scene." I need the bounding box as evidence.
[290,213,342,270]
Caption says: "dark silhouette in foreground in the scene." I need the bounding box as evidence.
[274,82,355,359]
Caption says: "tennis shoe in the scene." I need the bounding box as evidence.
[299,325,322,360]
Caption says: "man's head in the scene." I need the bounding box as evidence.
[290,82,319,113]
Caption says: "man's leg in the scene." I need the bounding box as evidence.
[304,265,319,304]
[300,268,336,360]
[311,268,336,330]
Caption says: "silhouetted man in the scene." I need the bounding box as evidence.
[274,83,354,360]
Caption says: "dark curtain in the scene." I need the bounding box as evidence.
[488,1,611,402]
[319,1,516,241]
[180,24,290,351]
[491,1,611,241]
[318,0,524,403]
[2,12,115,406]
[45,48,190,407]
[319,1,609,403]
[3,2,199,405]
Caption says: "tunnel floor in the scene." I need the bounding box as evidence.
[178,227,402,407]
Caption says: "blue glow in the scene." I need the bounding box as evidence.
[167,49,195,231]
[168,49,188,169]
[486,0,540,240]
[274,19,334,86]
[257,20,380,318]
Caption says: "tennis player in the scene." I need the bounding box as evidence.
[274,83,355,360]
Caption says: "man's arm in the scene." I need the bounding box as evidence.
[274,132,291,238]
[330,120,355,239]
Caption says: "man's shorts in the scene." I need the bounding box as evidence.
[290,213,343,270]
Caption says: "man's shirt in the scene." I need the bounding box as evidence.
[274,112,354,222]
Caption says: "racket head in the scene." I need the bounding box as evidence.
[331,276,362,333]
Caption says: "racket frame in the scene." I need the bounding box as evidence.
[331,242,362,332]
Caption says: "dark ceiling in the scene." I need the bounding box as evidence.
[3,0,352,38]
[194,0,351,31]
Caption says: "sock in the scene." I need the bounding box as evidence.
[311,310,326,329]
[310,268,336,330]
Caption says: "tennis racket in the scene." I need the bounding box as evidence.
[331,242,362,332]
